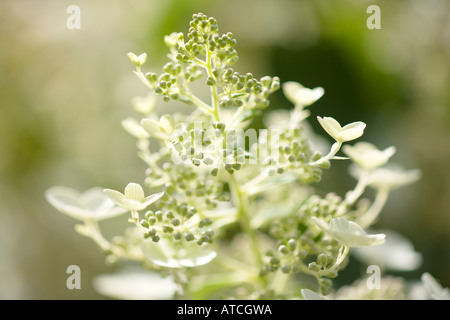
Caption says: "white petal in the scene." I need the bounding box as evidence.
[127,52,139,65]
[81,187,128,220]
[80,187,112,211]
[340,121,366,142]
[141,238,217,268]
[45,186,91,220]
[121,118,149,139]
[313,217,385,247]
[124,183,145,202]
[330,218,385,247]
[137,53,147,65]
[103,189,127,208]
[301,289,326,300]
[367,166,421,190]
[164,32,179,47]
[93,267,178,300]
[159,114,175,134]
[132,94,156,115]
[122,199,148,212]
[141,118,162,135]
[143,192,165,207]
[317,116,341,141]
[282,81,324,107]
[343,142,395,169]
[311,216,331,233]
[141,118,169,140]
[422,273,450,300]
[352,230,422,271]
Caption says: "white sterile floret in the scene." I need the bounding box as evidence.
[352,229,422,271]
[282,81,324,108]
[121,117,150,139]
[343,142,396,170]
[421,272,450,300]
[104,182,164,212]
[131,93,156,115]
[93,267,178,300]
[141,237,217,268]
[350,165,422,191]
[164,32,179,48]
[45,186,128,221]
[317,116,366,143]
[312,217,386,247]
[141,114,175,140]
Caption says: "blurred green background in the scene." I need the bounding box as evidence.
[1,0,449,299]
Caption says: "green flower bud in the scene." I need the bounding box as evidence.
[171,218,181,226]
[278,245,289,255]
[144,211,154,219]
[269,257,280,266]
[308,262,320,272]
[174,232,182,240]
[206,76,215,86]
[281,265,291,274]
[287,239,296,251]
[140,219,149,228]
[185,233,195,241]
[210,168,219,176]
[317,253,328,267]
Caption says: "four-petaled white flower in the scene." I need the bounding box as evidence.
[131,93,156,115]
[141,237,217,268]
[141,114,175,140]
[45,186,128,221]
[350,165,421,191]
[312,217,386,247]
[282,81,324,108]
[93,267,178,300]
[343,142,396,170]
[104,183,164,212]
[352,229,422,271]
[317,116,366,143]
[164,32,179,48]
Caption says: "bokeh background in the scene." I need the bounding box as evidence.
[1,0,449,299]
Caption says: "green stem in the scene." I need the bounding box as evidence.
[83,220,143,261]
[84,220,111,252]
[316,245,349,276]
[336,169,369,215]
[228,175,266,287]
[205,47,220,122]
[310,141,342,167]
[358,188,389,228]
[172,269,192,299]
